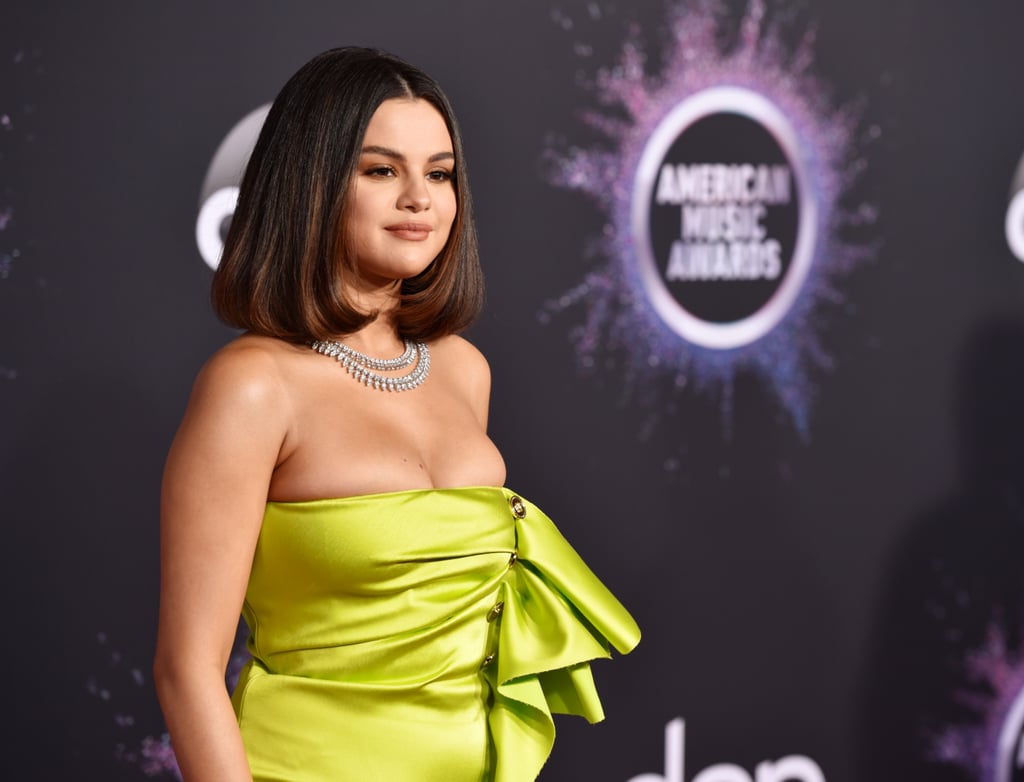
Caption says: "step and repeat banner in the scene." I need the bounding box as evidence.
[3,1,1024,779]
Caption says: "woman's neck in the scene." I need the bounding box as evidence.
[333,317,406,357]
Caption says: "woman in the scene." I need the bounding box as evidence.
[154,47,639,782]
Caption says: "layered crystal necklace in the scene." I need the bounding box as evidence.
[311,338,430,392]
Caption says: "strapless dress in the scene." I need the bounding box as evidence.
[230,486,640,781]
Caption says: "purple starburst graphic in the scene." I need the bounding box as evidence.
[1,47,32,283]
[2,46,41,382]
[542,0,876,436]
[87,632,182,779]
[931,621,1024,782]
[88,630,250,779]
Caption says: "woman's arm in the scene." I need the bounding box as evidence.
[153,342,292,781]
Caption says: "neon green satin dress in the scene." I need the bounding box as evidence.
[230,486,640,781]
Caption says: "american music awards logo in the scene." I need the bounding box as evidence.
[543,0,876,437]
[634,87,813,351]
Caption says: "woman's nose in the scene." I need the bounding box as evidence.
[398,178,430,212]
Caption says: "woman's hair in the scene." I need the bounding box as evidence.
[211,47,483,342]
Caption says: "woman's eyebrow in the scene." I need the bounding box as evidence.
[361,145,455,164]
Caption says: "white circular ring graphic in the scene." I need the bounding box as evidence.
[632,86,818,349]
[1005,189,1024,262]
[196,186,239,271]
[996,682,1024,782]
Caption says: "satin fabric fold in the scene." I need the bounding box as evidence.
[230,486,640,782]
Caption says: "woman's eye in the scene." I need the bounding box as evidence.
[427,170,454,182]
[366,165,396,177]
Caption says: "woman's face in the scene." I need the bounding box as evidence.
[345,98,457,290]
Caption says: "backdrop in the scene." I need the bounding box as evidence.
[3,1,1024,780]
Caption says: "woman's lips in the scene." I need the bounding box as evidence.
[385,222,432,241]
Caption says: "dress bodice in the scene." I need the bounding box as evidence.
[232,486,640,782]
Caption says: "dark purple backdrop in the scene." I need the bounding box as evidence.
[3,1,1024,780]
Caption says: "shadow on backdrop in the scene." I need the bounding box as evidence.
[857,315,1024,781]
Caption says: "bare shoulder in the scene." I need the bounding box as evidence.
[168,335,304,493]
[431,334,491,381]
[430,335,492,426]
[192,334,300,405]
[178,335,310,446]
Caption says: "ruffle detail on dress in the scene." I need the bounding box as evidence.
[487,493,641,782]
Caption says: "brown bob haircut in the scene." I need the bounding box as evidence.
[212,47,483,343]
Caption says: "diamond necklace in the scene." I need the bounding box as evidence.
[311,338,430,392]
